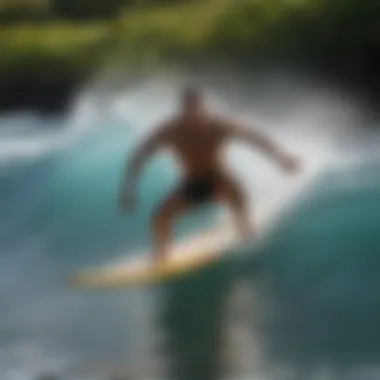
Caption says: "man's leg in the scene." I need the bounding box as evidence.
[217,175,252,239]
[152,190,188,264]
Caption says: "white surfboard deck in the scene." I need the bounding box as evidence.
[69,155,326,288]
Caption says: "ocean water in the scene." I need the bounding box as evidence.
[1,75,380,380]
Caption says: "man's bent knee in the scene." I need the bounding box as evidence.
[152,206,171,228]
[152,195,185,228]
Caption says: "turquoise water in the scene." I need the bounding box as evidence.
[255,163,380,370]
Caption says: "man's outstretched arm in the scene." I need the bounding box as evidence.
[120,124,170,209]
[221,119,300,172]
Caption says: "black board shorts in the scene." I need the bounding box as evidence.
[180,171,220,205]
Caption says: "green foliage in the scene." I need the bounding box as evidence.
[118,0,234,59]
[0,22,110,81]
[51,0,130,20]
[0,0,379,85]
[200,0,380,64]
[0,0,51,23]
[205,0,292,55]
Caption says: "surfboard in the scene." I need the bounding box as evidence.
[68,154,327,289]
[69,222,246,288]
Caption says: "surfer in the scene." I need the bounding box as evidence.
[120,86,301,263]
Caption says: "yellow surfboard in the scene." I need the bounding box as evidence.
[69,225,240,288]
[68,154,327,289]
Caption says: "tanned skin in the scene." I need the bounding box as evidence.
[119,87,301,264]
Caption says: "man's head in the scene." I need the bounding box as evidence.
[181,86,204,115]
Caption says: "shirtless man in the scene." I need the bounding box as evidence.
[120,86,300,263]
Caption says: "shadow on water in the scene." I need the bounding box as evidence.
[161,254,241,380]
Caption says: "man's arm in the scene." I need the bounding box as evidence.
[122,123,171,195]
[220,118,299,172]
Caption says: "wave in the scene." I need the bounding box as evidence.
[0,74,376,380]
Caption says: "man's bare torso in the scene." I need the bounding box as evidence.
[164,113,227,177]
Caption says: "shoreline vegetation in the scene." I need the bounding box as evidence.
[0,0,379,115]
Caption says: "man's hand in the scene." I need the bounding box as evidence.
[278,153,302,174]
[119,188,136,212]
